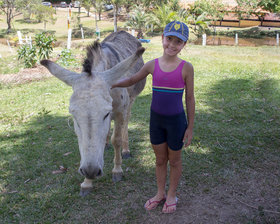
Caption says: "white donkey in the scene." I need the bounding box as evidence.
[41,31,146,196]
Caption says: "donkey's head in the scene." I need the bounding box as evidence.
[41,47,145,179]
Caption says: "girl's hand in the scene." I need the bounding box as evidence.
[183,128,193,147]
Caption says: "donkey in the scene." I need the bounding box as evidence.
[40,31,146,196]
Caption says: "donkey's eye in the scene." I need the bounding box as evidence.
[103,112,110,120]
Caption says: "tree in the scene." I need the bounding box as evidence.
[81,0,92,17]
[16,0,42,20]
[92,0,103,21]
[34,4,56,30]
[191,0,225,31]
[259,0,280,13]
[234,0,277,26]
[146,4,177,32]
[111,0,125,32]
[0,0,19,32]
[125,5,147,38]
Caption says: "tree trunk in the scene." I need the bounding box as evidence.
[95,11,98,30]
[98,11,101,20]
[6,8,12,33]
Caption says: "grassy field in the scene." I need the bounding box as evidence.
[1,33,280,223]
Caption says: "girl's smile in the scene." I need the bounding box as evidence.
[162,35,186,57]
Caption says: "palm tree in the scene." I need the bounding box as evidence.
[146,4,177,32]
[125,6,148,38]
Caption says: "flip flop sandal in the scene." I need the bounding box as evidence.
[144,197,166,211]
[162,197,178,214]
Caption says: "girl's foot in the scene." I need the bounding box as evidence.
[162,197,178,214]
[144,195,166,211]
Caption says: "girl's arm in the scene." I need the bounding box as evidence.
[111,60,154,88]
[182,62,195,147]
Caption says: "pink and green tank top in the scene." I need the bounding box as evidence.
[151,58,186,116]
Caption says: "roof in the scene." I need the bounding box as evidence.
[179,0,237,6]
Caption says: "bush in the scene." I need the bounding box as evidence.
[72,27,95,38]
[57,49,75,66]
[34,32,56,60]
[215,27,279,38]
[17,32,56,68]
[17,44,37,68]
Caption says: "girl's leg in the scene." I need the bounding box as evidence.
[144,142,168,210]
[163,147,182,213]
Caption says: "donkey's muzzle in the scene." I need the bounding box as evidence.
[79,165,103,179]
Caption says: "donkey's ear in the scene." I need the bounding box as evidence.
[97,47,145,86]
[41,60,84,86]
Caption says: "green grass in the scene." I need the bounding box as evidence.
[1,41,280,223]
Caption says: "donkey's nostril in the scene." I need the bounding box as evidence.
[79,168,84,176]
[79,166,102,179]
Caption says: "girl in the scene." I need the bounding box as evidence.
[112,21,195,214]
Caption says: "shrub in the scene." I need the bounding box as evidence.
[34,32,56,60]
[17,32,56,68]
[57,49,75,66]
[17,44,37,68]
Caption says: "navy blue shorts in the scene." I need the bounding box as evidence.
[150,110,188,151]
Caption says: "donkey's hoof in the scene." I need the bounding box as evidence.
[105,143,111,150]
[112,173,123,182]
[122,152,131,159]
[80,188,92,197]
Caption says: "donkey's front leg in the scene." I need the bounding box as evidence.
[111,113,124,182]
[121,97,135,159]
[80,178,93,197]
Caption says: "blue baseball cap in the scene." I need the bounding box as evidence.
[163,21,189,42]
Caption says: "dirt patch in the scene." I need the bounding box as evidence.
[0,65,53,84]
[142,168,280,224]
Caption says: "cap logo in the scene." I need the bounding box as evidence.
[174,23,181,30]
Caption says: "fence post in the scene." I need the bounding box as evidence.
[7,40,13,53]
[67,29,72,49]
[81,27,84,40]
[17,31,23,45]
[202,34,206,46]
[96,27,100,39]
[277,33,279,47]
[235,33,238,46]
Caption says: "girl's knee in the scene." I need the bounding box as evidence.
[168,158,182,168]
[155,156,168,167]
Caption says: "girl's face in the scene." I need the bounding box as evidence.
[162,35,186,57]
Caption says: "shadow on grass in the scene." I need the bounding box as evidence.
[181,77,280,222]
[1,76,279,223]
[0,98,154,223]
[15,19,40,24]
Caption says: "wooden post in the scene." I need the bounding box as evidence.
[235,33,238,46]
[67,29,72,49]
[81,27,84,40]
[277,33,279,47]
[202,34,206,46]
[17,31,23,45]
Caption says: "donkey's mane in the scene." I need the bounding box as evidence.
[82,41,102,75]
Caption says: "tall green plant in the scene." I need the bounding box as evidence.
[34,32,56,60]
[146,4,176,32]
[125,6,148,38]
[17,32,56,68]
[17,44,37,68]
